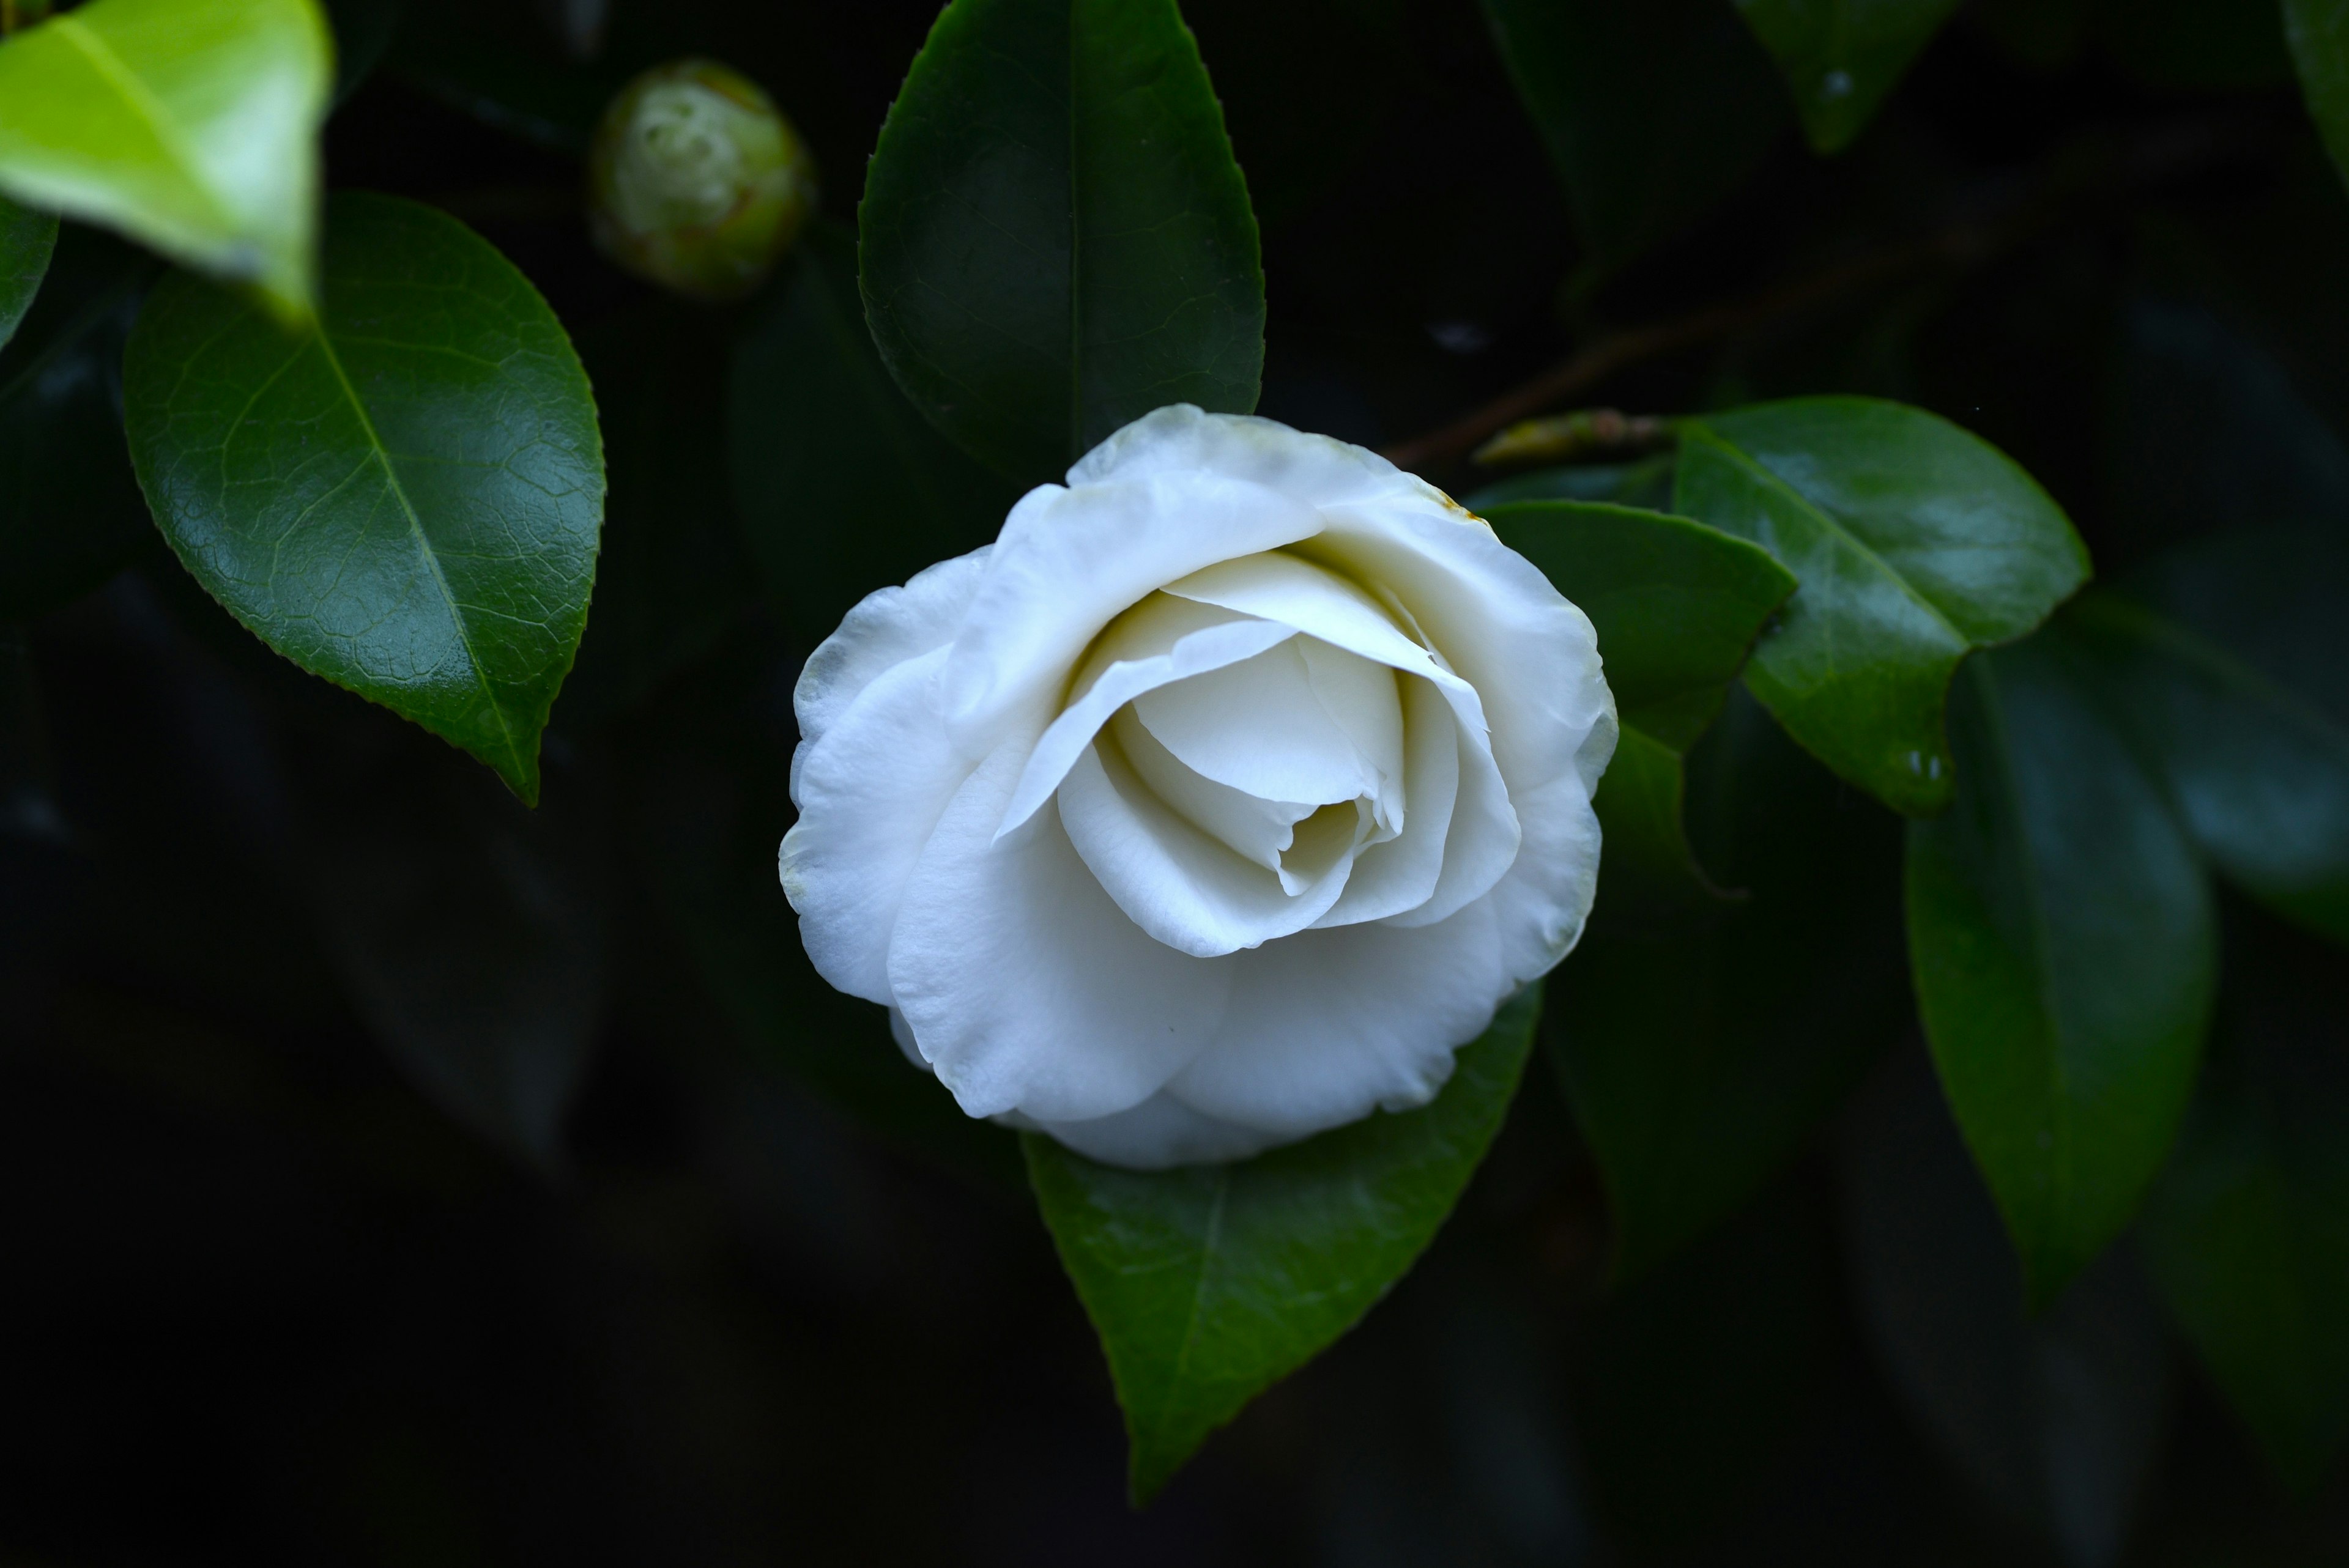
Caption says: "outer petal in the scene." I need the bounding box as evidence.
[1483,723,1614,985]
[1163,896,1510,1139]
[940,472,1323,752]
[1003,1093,1280,1170]
[887,748,1232,1123]
[790,547,992,786]
[779,646,970,1004]
[1069,402,1416,517]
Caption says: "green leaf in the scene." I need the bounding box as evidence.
[1025,985,1540,1503]
[1844,1045,2173,1564]
[0,225,154,623]
[1486,498,1794,914]
[1906,631,2217,1306]
[0,195,56,354]
[1553,688,1909,1275]
[859,0,1265,485]
[1731,0,1959,153]
[2139,907,2349,1493]
[0,0,332,324]
[1463,454,1675,512]
[1675,396,2090,816]
[2101,0,2292,91]
[2066,532,2349,946]
[2289,1,2349,196]
[729,221,1018,648]
[123,193,604,805]
[1481,0,1787,273]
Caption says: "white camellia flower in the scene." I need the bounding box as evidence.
[779,406,1617,1169]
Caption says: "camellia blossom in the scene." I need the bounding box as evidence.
[780,406,1617,1168]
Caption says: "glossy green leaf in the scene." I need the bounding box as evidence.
[2066,533,2349,945]
[0,196,56,354]
[1731,0,1959,153]
[730,221,1018,647]
[123,193,604,804]
[1845,1046,2172,1564]
[2139,908,2349,1493]
[859,0,1264,485]
[0,0,332,323]
[1025,985,1540,1504]
[1906,632,2216,1306]
[1487,498,1794,914]
[0,226,154,623]
[1464,454,1674,512]
[1675,397,2090,816]
[1482,0,1787,273]
[1553,689,1908,1275]
[2288,0,2349,194]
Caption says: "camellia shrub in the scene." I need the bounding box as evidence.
[2,0,2346,1558]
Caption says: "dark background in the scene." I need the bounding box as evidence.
[2,0,2346,1561]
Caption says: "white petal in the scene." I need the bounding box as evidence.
[1483,750,1610,985]
[1132,639,1383,807]
[1069,404,1417,518]
[995,594,1295,840]
[1165,898,1511,1139]
[779,646,970,1004]
[1297,638,1406,833]
[1058,740,1363,956]
[1111,706,1318,873]
[886,748,1230,1123]
[1313,673,1458,926]
[791,546,992,772]
[1004,1093,1282,1170]
[1307,501,1613,795]
[938,472,1323,753]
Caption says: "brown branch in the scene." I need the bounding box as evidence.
[1379,120,2243,476]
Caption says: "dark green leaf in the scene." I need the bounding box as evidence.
[556,300,754,731]
[1906,631,2216,1305]
[1844,1045,2172,1566]
[729,221,1017,647]
[0,225,154,623]
[1553,688,1907,1274]
[1731,0,1959,153]
[1487,498,1794,913]
[1025,985,1540,1503]
[0,195,56,354]
[124,193,605,804]
[2139,905,2349,1493]
[1971,0,2094,68]
[294,720,607,1168]
[2066,534,2349,945]
[859,0,1264,484]
[2289,1,2349,198]
[0,0,332,322]
[1675,397,2090,815]
[1463,454,1674,512]
[2101,0,2292,91]
[1482,0,1787,273]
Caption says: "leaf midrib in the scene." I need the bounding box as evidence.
[310,325,524,778]
[49,15,239,234]
[1141,1167,1228,1473]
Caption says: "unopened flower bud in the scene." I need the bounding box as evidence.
[588,59,817,302]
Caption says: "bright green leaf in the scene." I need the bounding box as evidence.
[730,221,1018,647]
[0,226,153,623]
[1906,632,2216,1306]
[1482,0,1787,273]
[1553,689,1908,1275]
[0,196,56,353]
[1731,0,1959,153]
[2288,0,2349,194]
[123,193,604,804]
[1845,1045,2173,1563]
[859,0,1264,485]
[1025,985,1539,1503]
[2066,533,2349,946]
[2139,909,2349,1493]
[0,0,332,323]
[1675,397,2090,816]
[1487,498,1794,914]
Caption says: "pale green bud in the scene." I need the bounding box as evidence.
[588,59,817,302]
